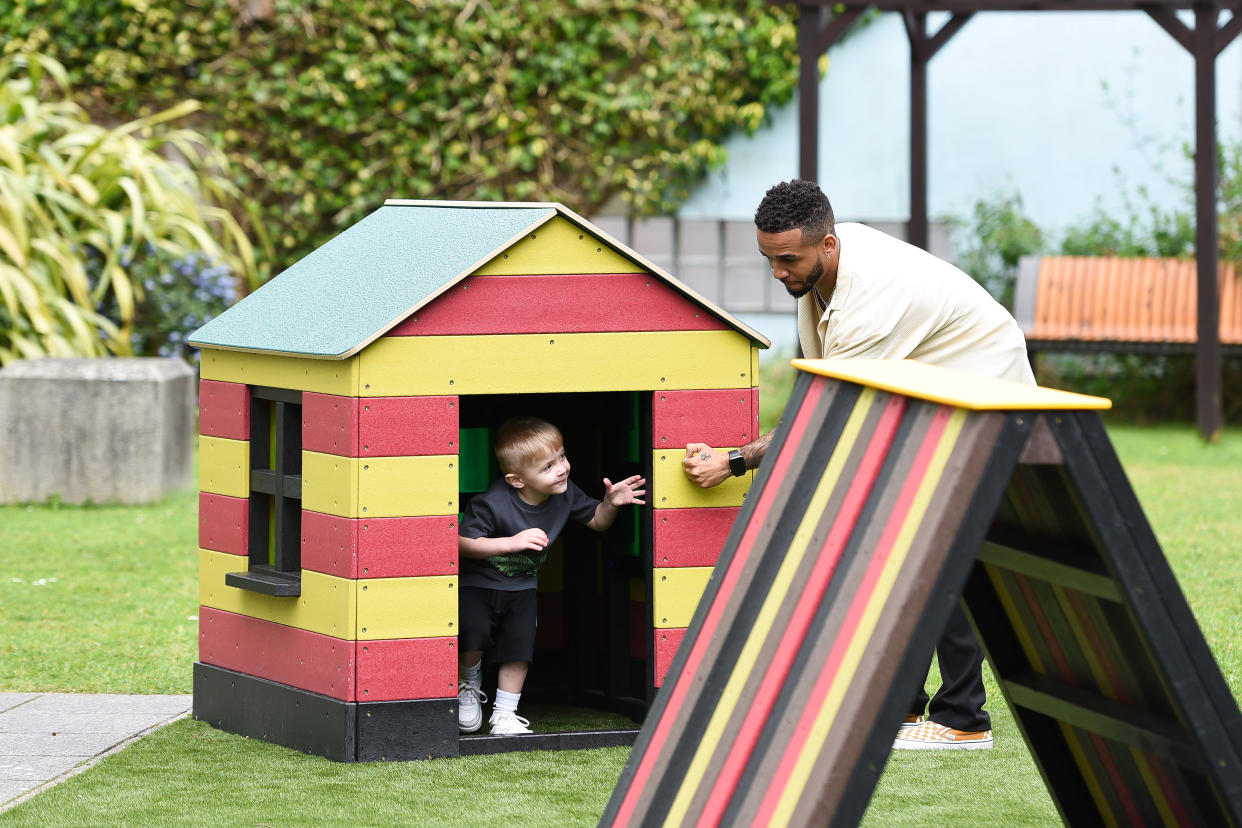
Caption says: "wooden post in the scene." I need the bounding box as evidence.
[1194,3,1223,441]
[798,4,822,183]
[907,11,930,250]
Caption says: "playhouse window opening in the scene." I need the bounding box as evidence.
[225,386,303,597]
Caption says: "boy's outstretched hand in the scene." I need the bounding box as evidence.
[603,475,647,506]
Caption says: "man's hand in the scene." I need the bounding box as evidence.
[603,474,647,506]
[682,442,732,489]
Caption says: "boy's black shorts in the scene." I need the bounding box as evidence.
[458,586,538,663]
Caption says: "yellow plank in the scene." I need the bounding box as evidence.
[199,549,356,638]
[654,566,713,628]
[793,358,1112,411]
[473,215,637,275]
[652,449,750,509]
[357,575,458,640]
[200,348,358,396]
[359,331,753,397]
[302,452,458,518]
[199,436,249,498]
[751,345,760,388]
[301,451,357,517]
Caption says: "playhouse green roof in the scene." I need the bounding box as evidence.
[188,201,768,359]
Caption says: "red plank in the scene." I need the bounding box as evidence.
[301,392,357,456]
[199,492,248,556]
[652,389,758,450]
[752,385,761,445]
[199,380,249,439]
[198,607,355,701]
[360,395,458,457]
[357,636,459,701]
[387,273,730,336]
[653,507,738,568]
[300,511,459,579]
[302,394,459,457]
[655,628,687,688]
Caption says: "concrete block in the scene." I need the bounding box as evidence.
[0,358,194,505]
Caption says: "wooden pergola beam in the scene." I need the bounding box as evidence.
[774,0,1239,439]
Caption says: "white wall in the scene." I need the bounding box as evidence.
[678,11,1242,235]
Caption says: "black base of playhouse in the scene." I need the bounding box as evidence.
[192,663,639,762]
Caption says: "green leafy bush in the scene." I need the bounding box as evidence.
[1060,190,1195,258]
[5,1,801,275]
[948,190,1043,309]
[0,52,254,364]
[953,147,1242,423]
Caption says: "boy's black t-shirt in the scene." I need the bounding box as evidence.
[459,477,599,591]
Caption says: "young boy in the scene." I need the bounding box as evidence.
[457,417,646,735]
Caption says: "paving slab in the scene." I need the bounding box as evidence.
[0,755,90,781]
[0,694,38,711]
[0,783,32,803]
[0,710,182,735]
[11,694,190,716]
[0,693,191,814]
[0,732,133,757]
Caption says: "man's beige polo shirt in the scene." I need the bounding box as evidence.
[796,222,1036,385]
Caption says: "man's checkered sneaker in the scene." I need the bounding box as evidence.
[457,679,487,734]
[893,721,993,750]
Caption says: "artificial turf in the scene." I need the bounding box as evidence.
[2,419,1238,826]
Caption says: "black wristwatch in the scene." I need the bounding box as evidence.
[727,449,747,477]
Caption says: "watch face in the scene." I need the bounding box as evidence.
[729,450,746,477]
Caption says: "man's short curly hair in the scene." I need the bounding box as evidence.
[754,179,835,244]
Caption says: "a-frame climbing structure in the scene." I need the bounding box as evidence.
[602,358,1242,827]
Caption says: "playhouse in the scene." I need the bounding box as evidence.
[187,200,767,761]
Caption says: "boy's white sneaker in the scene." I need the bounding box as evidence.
[458,680,487,733]
[489,710,532,736]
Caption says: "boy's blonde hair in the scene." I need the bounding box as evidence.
[495,417,563,475]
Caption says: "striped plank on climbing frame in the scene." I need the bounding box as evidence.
[603,358,1242,828]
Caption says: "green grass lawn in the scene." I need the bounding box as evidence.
[2,416,1240,826]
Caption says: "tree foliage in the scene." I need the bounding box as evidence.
[4,0,800,275]
[950,190,1043,309]
[0,52,255,364]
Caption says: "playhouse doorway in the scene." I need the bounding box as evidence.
[457,390,653,735]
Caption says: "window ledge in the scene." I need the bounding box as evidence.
[226,568,302,597]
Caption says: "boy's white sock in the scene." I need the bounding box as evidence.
[461,660,482,686]
[494,689,520,715]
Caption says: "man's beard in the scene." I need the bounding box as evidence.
[784,256,824,299]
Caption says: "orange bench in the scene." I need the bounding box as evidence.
[1015,255,1242,355]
